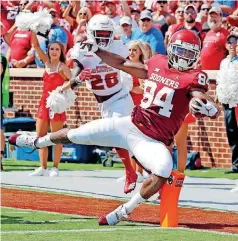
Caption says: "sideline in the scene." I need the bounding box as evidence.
[2,227,238,236]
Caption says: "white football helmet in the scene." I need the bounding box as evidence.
[87,14,115,50]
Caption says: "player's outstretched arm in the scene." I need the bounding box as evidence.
[95,49,148,79]
[189,89,220,119]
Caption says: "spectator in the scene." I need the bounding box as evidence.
[35,8,68,68]
[214,0,236,16]
[226,8,238,29]
[72,7,92,42]
[134,0,146,12]
[132,10,166,55]
[8,28,34,68]
[160,12,176,37]
[200,7,229,70]
[165,5,202,48]
[0,21,16,57]
[19,0,29,11]
[131,9,141,25]
[83,0,104,15]
[62,0,81,30]
[25,0,60,13]
[167,0,178,14]
[177,0,189,8]
[143,41,153,60]
[152,0,170,26]
[174,6,185,24]
[103,0,138,33]
[30,32,71,177]
[0,1,19,31]
[0,54,10,171]
[120,16,134,44]
[188,0,203,11]
[216,34,238,174]
[196,3,212,26]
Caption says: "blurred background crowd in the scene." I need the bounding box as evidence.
[1,0,237,70]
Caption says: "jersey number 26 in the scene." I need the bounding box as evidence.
[91,72,119,90]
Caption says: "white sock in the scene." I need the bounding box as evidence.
[124,192,146,214]
[35,135,55,148]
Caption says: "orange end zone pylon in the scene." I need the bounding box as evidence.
[160,170,185,227]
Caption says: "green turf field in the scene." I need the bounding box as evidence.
[1,207,238,241]
[2,159,238,179]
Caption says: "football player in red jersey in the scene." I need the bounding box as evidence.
[8,29,219,226]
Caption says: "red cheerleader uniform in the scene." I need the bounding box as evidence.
[130,76,143,106]
[36,62,67,121]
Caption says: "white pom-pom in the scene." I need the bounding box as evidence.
[46,87,77,114]
[15,11,34,30]
[216,67,238,108]
[30,9,53,34]
[15,9,53,34]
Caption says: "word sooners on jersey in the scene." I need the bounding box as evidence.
[71,40,129,96]
[131,54,209,146]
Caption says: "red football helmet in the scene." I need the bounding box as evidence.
[167,29,201,71]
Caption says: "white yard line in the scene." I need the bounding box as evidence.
[1,227,237,236]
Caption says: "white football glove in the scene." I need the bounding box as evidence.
[78,34,98,53]
[189,98,219,118]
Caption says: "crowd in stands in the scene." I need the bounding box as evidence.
[1,0,237,70]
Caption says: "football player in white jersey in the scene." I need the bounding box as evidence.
[63,14,138,194]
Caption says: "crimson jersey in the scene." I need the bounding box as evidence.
[131,54,209,146]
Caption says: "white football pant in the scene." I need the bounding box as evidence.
[68,116,173,178]
[99,88,134,118]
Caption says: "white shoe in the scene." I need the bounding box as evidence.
[29,167,47,176]
[106,205,129,225]
[116,175,126,183]
[49,167,59,177]
[136,172,144,183]
[9,133,37,149]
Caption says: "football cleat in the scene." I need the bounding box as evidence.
[98,205,129,226]
[8,134,38,149]
[124,171,137,194]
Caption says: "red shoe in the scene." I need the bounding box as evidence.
[98,215,108,226]
[8,134,21,146]
[124,171,137,194]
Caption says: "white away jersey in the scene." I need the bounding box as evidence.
[71,40,130,96]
